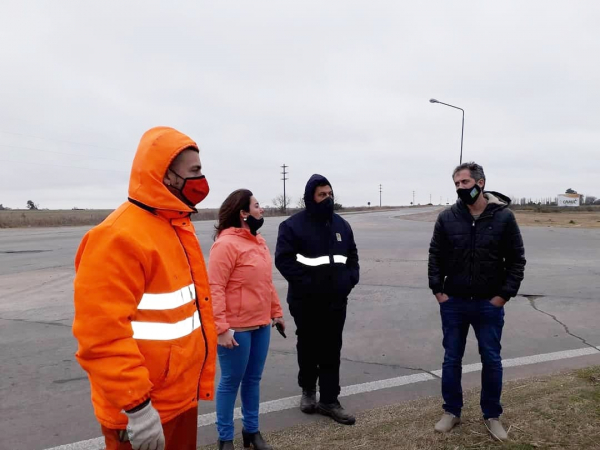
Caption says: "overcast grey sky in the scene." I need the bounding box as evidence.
[0,1,598,210]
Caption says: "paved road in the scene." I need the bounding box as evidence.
[1,208,599,450]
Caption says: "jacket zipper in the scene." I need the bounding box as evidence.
[174,224,209,401]
[469,211,495,299]
[196,296,209,401]
[470,220,475,292]
[326,219,335,265]
[194,273,209,400]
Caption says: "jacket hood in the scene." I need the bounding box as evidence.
[303,174,332,215]
[128,126,199,213]
[484,191,510,207]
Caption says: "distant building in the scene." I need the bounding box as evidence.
[557,193,580,207]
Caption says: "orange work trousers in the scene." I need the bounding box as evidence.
[101,406,198,450]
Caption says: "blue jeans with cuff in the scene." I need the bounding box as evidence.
[440,297,504,419]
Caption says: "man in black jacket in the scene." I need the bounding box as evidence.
[428,162,526,440]
[275,174,359,425]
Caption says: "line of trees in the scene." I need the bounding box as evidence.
[0,201,39,210]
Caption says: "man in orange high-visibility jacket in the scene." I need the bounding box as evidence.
[73,127,218,450]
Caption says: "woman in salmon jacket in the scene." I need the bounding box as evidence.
[208,189,285,450]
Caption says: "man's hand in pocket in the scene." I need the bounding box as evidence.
[435,293,450,304]
[490,296,507,308]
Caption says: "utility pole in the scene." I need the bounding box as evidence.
[430,193,432,204]
[281,164,288,213]
[379,184,382,207]
[412,191,416,206]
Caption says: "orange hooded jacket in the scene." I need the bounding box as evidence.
[72,127,217,429]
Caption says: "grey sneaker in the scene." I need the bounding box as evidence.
[485,418,508,441]
[434,413,460,432]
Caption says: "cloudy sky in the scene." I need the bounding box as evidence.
[0,1,598,210]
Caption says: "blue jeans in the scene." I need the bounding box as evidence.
[216,325,271,441]
[440,297,504,419]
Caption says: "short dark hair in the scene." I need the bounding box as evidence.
[214,189,253,239]
[452,162,486,183]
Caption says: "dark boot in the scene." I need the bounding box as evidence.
[242,430,272,450]
[300,389,317,414]
[316,401,356,425]
[218,440,234,450]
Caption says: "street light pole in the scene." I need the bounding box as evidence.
[430,98,465,165]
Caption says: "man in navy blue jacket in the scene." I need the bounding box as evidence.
[275,174,359,425]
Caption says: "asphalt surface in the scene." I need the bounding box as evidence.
[1,208,599,450]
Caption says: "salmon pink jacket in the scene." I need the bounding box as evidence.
[208,228,283,335]
[72,127,217,429]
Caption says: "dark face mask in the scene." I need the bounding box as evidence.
[245,215,264,235]
[314,196,334,218]
[457,184,482,205]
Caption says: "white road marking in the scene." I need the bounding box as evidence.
[44,345,600,450]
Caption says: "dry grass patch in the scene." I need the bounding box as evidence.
[513,211,600,229]
[0,209,113,228]
[0,208,223,228]
[397,207,600,229]
[200,366,600,450]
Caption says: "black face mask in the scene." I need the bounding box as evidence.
[245,215,264,235]
[457,184,482,205]
[314,196,334,219]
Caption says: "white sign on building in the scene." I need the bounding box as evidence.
[557,194,580,207]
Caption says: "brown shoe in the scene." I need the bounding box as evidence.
[434,413,461,432]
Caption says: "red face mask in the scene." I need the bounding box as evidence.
[180,175,210,206]
[169,170,210,206]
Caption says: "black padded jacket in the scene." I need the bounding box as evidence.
[428,192,526,301]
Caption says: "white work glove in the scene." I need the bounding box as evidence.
[125,400,165,450]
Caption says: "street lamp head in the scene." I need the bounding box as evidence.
[429,98,439,103]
